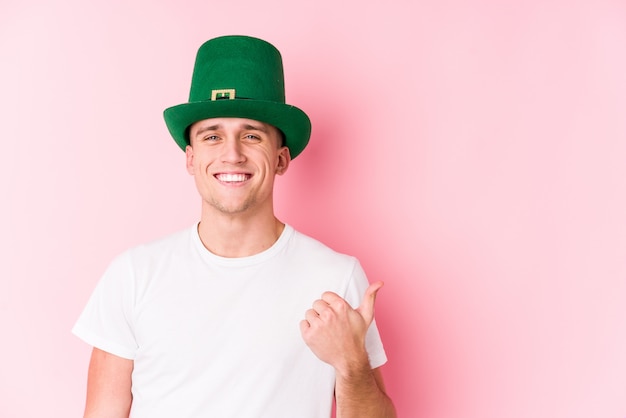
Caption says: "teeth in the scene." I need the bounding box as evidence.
[216,173,248,182]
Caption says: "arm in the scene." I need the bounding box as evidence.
[83,347,133,418]
[300,282,397,418]
[335,365,396,418]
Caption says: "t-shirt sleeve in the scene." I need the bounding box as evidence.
[343,259,388,369]
[72,252,138,360]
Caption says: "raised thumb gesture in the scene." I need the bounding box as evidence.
[356,281,384,327]
[300,281,385,372]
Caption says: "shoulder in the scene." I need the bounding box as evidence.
[289,227,346,255]
[287,226,360,271]
[112,225,197,269]
[285,227,370,299]
[96,225,198,293]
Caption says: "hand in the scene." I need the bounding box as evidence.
[299,281,384,373]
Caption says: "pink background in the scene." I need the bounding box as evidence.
[1,0,625,416]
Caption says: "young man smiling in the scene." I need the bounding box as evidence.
[73,35,396,418]
[187,117,290,256]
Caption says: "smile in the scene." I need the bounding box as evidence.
[215,173,251,183]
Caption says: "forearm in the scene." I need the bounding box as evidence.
[335,362,397,418]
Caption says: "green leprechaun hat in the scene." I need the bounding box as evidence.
[163,35,311,159]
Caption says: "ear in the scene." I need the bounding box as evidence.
[275,146,291,176]
[185,145,195,175]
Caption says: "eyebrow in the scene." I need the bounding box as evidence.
[192,122,268,138]
[193,124,220,137]
[242,123,268,133]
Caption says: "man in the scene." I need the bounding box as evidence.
[73,35,396,418]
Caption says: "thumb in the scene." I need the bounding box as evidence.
[357,281,384,326]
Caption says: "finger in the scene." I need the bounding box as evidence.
[312,299,330,315]
[304,308,320,324]
[320,291,342,305]
[356,281,384,326]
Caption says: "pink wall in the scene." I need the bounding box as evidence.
[2,0,625,416]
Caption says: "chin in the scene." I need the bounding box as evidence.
[209,199,255,215]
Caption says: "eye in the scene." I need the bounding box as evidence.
[202,135,220,142]
[243,134,262,142]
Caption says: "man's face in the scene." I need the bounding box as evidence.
[186,117,290,216]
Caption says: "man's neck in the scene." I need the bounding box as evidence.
[196,209,285,258]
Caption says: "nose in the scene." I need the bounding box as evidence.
[221,137,246,164]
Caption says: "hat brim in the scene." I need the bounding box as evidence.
[163,99,311,159]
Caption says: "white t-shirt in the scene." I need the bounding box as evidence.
[73,224,387,418]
